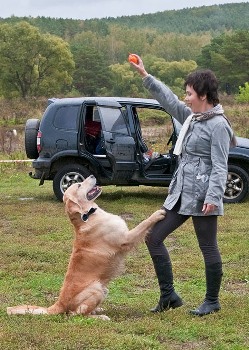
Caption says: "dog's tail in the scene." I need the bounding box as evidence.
[7,305,48,315]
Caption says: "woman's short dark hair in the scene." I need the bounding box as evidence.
[184,69,219,105]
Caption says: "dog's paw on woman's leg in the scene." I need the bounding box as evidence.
[150,209,166,223]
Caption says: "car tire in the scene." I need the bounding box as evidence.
[223,164,249,204]
[25,119,40,159]
[53,164,92,201]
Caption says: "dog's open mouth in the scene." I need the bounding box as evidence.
[87,185,102,201]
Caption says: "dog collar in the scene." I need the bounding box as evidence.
[81,207,97,222]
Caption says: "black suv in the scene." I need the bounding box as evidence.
[25,97,249,203]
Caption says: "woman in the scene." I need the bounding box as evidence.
[130,55,236,316]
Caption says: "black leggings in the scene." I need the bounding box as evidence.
[146,204,221,266]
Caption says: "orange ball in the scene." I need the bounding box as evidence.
[128,54,138,64]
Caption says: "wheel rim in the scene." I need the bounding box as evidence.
[60,171,85,193]
[224,171,244,200]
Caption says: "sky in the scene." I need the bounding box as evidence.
[1,1,247,20]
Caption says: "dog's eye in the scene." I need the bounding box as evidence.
[78,184,81,188]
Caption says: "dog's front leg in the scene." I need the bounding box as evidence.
[124,209,166,247]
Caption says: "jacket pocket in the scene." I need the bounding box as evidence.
[194,159,211,201]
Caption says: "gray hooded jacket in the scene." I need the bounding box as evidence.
[143,74,234,216]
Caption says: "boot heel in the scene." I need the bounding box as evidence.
[170,297,183,309]
[150,292,183,313]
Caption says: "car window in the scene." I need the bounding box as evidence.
[53,106,79,130]
[98,107,129,135]
[93,107,101,121]
[134,107,174,154]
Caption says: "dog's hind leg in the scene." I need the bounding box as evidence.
[73,283,108,317]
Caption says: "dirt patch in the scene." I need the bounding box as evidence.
[225,280,248,295]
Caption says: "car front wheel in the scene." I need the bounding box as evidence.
[224,165,249,203]
[53,164,92,201]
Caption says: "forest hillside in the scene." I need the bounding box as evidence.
[0,3,249,100]
[1,3,249,38]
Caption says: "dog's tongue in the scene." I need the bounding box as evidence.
[87,186,101,200]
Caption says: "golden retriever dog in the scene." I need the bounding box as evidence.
[7,175,165,320]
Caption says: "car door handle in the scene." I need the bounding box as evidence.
[106,139,115,144]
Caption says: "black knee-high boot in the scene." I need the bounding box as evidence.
[190,262,222,316]
[150,255,183,313]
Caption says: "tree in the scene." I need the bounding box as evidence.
[235,82,249,103]
[71,43,112,96]
[0,21,75,98]
[197,30,249,93]
[150,32,211,62]
[145,56,197,96]
[110,56,197,98]
[110,62,142,97]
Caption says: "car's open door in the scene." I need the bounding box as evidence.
[96,99,136,181]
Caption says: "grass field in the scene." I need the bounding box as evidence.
[0,163,248,350]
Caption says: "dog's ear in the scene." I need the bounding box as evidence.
[63,194,82,216]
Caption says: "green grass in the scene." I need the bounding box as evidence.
[0,165,248,350]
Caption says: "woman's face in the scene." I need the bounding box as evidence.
[184,85,205,113]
